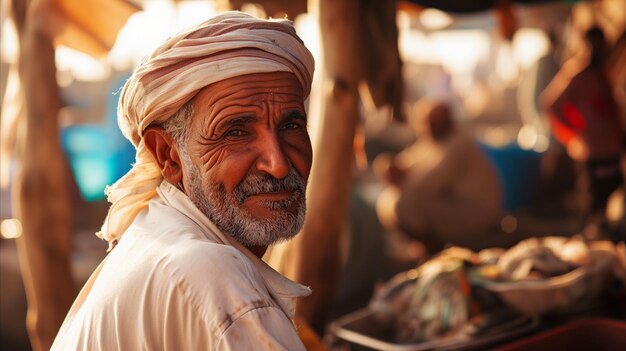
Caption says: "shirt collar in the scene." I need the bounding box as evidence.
[156,181,311,318]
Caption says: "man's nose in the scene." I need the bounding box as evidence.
[255,132,290,179]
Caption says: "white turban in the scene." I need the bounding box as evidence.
[97,12,315,249]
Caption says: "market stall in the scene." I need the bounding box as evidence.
[328,237,626,350]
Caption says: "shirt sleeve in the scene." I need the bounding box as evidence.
[216,307,306,351]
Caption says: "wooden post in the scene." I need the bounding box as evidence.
[11,1,75,349]
[291,0,363,331]
[216,0,402,333]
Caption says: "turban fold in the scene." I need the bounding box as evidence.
[98,12,315,249]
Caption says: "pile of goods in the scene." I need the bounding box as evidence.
[368,237,624,345]
[480,236,590,281]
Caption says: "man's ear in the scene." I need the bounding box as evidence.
[143,126,183,185]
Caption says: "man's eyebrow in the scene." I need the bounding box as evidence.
[283,110,307,121]
[225,116,258,125]
[211,115,258,136]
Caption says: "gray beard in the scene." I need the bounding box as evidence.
[182,155,307,247]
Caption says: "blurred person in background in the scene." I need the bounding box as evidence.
[51,12,323,351]
[374,99,502,255]
[519,28,579,217]
[543,26,624,237]
[519,28,562,136]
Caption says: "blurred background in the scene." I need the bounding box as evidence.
[1,0,625,350]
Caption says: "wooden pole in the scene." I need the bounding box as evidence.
[292,0,363,331]
[12,1,76,349]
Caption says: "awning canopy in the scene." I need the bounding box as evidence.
[406,0,568,13]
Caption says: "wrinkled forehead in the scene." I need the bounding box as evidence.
[189,72,306,123]
[117,11,314,147]
[195,71,305,100]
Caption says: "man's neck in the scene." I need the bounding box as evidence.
[246,245,268,258]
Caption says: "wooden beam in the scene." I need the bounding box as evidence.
[291,0,363,331]
[12,1,75,349]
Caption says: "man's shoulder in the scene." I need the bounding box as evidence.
[161,240,261,287]
[121,237,274,325]
[162,242,279,330]
[122,205,265,294]
[59,240,277,349]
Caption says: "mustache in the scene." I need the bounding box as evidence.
[233,167,306,204]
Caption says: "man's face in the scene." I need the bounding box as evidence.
[181,72,312,248]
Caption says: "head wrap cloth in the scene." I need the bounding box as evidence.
[97,12,315,249]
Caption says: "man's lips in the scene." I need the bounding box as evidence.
[244,190,295,201]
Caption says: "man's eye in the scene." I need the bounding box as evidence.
[283,122,302,130]
[225,129,247,137]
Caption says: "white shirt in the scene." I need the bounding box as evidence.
[52,181,310,351]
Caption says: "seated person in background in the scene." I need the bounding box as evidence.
[375,99,502,254]
[542,26,624,231]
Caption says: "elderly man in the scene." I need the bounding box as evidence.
[52,12,314,350]
[375,100,502,254]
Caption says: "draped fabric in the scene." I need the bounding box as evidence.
[404,0,553,14]
[97,12,315,249]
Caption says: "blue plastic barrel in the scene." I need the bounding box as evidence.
[479,142,543,211]
[62,75,134,202]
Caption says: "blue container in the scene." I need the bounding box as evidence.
[479,143,543,211]
[62,126,135,201]
[62,75,134,202]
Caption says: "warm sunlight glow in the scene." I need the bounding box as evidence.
[513,28,550,70]
[0,17,18,64]
[431,30,490,76]
[420,8,453,30]
[109,0,217,70]
[517,125,538,150]
[1,218,23,239]
[56,47,110,82]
